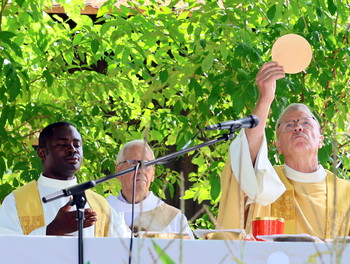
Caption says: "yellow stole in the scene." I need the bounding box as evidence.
[246,166,350,239]
[13,180,110,237]
[217,162,350,239]
[134,203,180,231]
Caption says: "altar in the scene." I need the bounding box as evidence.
[1,235,349,264]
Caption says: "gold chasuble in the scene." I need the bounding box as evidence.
[13,180,110,236]
[217,164,350,239]
[134,203,180,232]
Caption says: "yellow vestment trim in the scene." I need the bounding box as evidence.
[217,162,350,239]
[13,181,110,237]
[85,190,110,237]
[134,203,180,232]
[271,166,350,238]
[13,181,45,235]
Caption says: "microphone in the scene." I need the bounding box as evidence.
[205,115,259,130]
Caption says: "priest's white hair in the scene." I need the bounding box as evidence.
[116,139,155,164]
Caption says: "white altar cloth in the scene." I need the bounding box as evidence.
[1,235,349,264]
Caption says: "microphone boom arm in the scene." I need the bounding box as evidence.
[42,131,238,203]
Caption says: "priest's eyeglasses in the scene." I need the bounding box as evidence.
[277,117,316,132]
[119,160,153,170]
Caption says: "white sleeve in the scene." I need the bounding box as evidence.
[180,214,194,239]
[0,193,49,236]
[167,212,194,239]
[229,129,286,206]
[108,206,131,238]
[0,193,25,235]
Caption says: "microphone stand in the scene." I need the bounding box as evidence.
[128,162,139,264]
[43,181,96,264]
[42,130,236,264]
[73,192,87,264]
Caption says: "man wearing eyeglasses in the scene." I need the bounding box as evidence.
[217,62,350,239]
[107,140,194,239]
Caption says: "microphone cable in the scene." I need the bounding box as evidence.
[156,127,205,165]
[128,161,140,264]
[180,127,205,150]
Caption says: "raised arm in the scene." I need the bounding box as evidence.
[246,62,285,164]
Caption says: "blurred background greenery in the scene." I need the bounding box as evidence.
[0,0,349,230]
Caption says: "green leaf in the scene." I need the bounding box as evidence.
[267,4,276,21]
[43,70,54,87]
[91,105,100,116]
[290,1,300,16]
[178,11,189,20]
[327,0,337,15]
[0,125,8,140]
[209,173,221,201]
[0,183,12,200]
[208,84,220,106]
[238,30,253,45]
[4,64,21,101]
[316,6,324,18]
[159,69,168,83]
[0,156,6,178]
[173,100,182,114]
[9,42,23,58]
[91,39,100,54]
[219,43,228,60]
[73,33,84,46]
[151,241,175,264]
[15,0,25,7]
[13,161,28,171]
[201,51,214,72]
[0,32,22,57]
[7,105,16,125]
[325,104,335,121]
[0,105,10,126]
[199,39,206,49]
[167,182,174,198]
[187,23,193,34]
[0,31,16,42]
[188,78,203,97]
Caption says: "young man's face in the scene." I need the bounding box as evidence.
[38,125,83,180]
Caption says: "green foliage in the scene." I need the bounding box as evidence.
[152,241,175,264]
[0,0,349,228]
